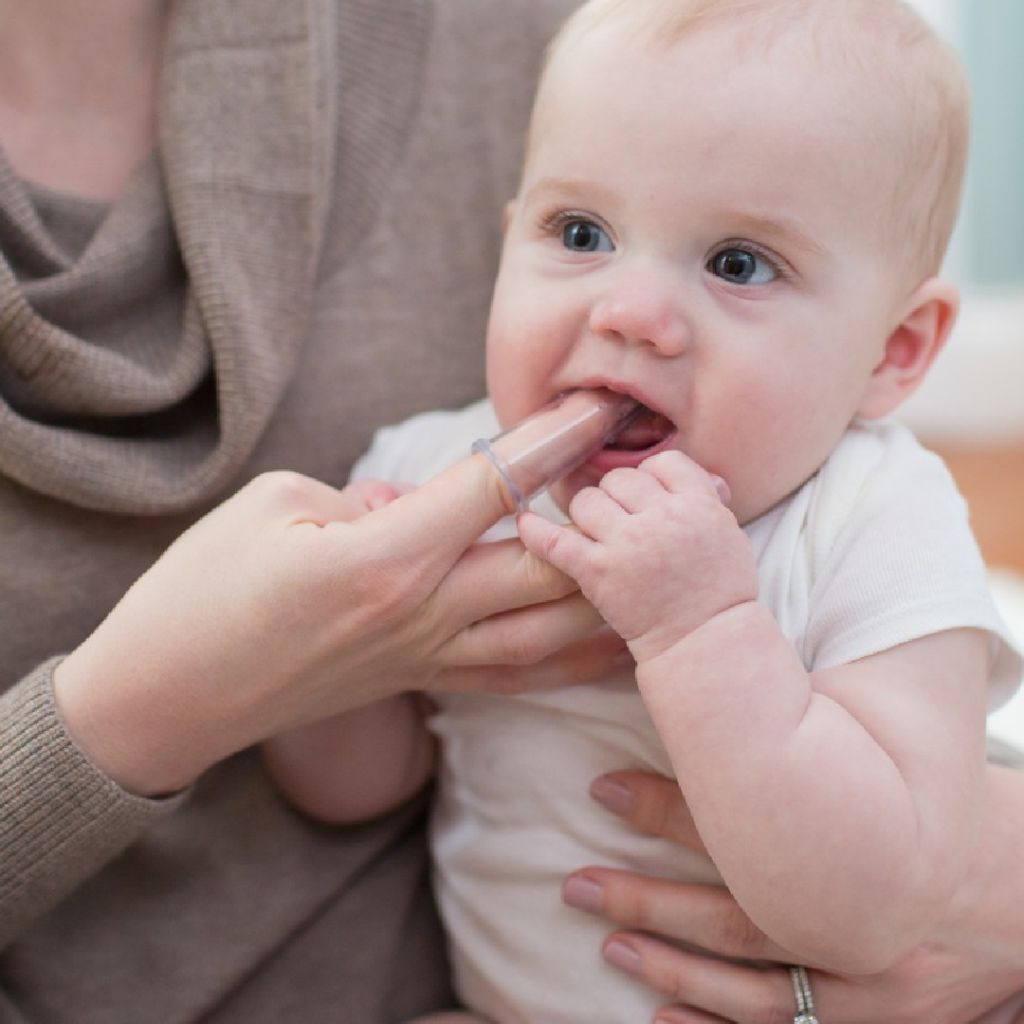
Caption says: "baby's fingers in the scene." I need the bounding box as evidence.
[516,511,596,581]
[598,466,667,513]
[640,450,731,504]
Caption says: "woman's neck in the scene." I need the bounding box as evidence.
[0,0,170,199]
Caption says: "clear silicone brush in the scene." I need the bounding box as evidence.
[472,389,641,512]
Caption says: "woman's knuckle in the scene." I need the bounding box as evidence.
[665,970,691,1005]
[631,780,676,837]
[496,625,543,667]
[616,885,655,929]
[522,549,573,598]
[248,469,310,507]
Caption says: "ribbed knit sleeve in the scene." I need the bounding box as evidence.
[0,658,183,948]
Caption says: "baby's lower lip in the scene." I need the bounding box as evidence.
[584,430,680,472]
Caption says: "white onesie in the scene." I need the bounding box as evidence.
[353,398,1022,1024]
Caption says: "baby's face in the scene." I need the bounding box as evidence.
[486,21,909,524]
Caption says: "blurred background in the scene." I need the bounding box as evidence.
[902,0,1024,747]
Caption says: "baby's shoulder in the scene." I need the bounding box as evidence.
[813,419,959,523]
[352,398,497,486]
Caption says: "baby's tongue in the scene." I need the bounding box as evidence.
[607,406,675,451]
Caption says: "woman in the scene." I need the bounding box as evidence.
[0,0,590,1019]
[3,1,1023,1021]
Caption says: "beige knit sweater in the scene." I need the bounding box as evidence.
[0,0,575,1019]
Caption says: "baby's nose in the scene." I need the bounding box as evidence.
[588,274,690,356]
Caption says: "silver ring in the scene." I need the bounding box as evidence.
[789,965,820,1024]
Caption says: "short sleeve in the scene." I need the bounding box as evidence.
[802,423,1022,707]
[349,398,499,487]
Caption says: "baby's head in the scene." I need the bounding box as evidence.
[485,0,970,523]
[536,0,968,282]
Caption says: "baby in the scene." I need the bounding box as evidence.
[264,1,1022,1020]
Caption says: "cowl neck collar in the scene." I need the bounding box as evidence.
[0,0,335,514]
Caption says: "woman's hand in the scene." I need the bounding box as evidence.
[566,767,1024,1024]
[54,455,621,797]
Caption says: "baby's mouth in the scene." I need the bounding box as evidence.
[603,402,677,452]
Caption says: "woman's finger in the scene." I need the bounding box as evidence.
[238,471,400,525]
[444,591,605,668]
[590,770,706,850]
[364,453,519,572]
[601,931,794,1022]
[563,867,789,961]
[440,594,611,672]
[436,626,627,695]
[599,918,957,1024]
[434,537,580,628]
[653,1007,730,1024]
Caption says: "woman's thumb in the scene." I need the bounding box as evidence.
[361,452,517,568]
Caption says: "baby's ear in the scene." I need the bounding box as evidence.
[856,278,959,420]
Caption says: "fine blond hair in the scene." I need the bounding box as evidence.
[535,0,969,280]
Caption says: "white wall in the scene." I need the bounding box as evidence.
[901,296,1024,442]
[898,0,1024,442]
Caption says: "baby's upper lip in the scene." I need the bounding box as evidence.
[570,377,676,427]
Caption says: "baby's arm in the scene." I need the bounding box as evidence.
[262,695,435,824]
[518,450,989,974]
[645,616,987,973]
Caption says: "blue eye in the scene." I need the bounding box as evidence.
[562,220,614,253]
[708,248,777,285]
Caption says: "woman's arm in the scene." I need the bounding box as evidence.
[53,455,586,798]
[566,765,1024,1024]
[2,453,613,945]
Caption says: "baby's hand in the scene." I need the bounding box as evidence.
[517,451,757,664]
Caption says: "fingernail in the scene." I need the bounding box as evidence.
[604,939,642,974]
[711,474,731,504]
[562,874,604,912]
[590,775,633,816]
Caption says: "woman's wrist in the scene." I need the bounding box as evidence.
[52,644,222,797]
